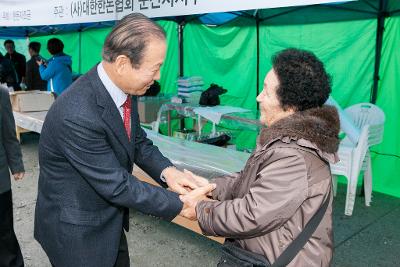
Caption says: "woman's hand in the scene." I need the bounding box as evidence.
[179,184,216,220]
[183,169,213,196]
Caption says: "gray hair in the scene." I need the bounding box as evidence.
[102,13,165,68]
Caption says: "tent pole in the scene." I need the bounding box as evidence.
[178,18,185,77]
[256,13,260,111]
[178,18,185,131]
[371,0,388,104]
[78,27,82,75]
[360,0,388,197]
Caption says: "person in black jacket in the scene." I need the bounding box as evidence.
[25,42,47,91]
[0,85,25,267]
[0,52,19,90]
[4,40,26,90]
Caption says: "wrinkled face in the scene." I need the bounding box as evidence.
[256,69,285,126]
[119,37,166,96]
[5,43,15,54]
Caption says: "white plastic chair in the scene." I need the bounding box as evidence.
[346,103,385,148]
[331,125,369,216]
[331,103,385,216]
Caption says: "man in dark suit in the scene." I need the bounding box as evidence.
[25,42,47,91]
[4,40,26,90]
[0,52,19,90]
[34,13,212,267]
[0,85,25,267]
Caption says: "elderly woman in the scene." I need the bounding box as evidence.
[181,48,340,266]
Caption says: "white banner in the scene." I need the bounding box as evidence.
[0,0,352,27]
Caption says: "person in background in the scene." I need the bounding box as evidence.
[25,42,47,91]
[0,52,19,90]
[0,84,25,267]
[4,39,26,91]
[37,38,72,96]
[181,48,340,267]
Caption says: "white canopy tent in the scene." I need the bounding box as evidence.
[0,0,352,27]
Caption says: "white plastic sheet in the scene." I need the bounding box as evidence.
[145,129,249,178]
[12,111,249,179]
[14,100,363,179]
[153,103,262,134]
[193,106,251,124]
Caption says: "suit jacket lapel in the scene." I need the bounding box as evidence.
[87,66,133,162]
[102,102,133,161]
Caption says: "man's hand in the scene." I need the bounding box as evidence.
[163,167,197,194]
[13,172,24,181]
[183,169,209,187]
[179,183,216,220]
[163,167,209,195]
[36,58,46,66]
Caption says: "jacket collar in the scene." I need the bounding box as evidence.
[258,105,340,162]
[97,62,128,110]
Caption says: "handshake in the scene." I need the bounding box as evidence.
[162,168,216,221]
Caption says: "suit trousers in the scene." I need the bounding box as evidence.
[0,190,24,267]
[114,231,130,267]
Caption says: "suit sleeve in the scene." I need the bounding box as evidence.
[1,89,24,174]
[132,97,173,186]
[133,126,173,186]
[59,115,183,221]
[196,149,308,238]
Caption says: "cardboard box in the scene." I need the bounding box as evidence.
[138,96,170,123]
[9,91,54,112]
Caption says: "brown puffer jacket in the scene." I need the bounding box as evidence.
[197,105,340,267]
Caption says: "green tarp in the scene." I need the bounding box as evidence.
[0,38,29,58]
[373,15,400,197]
[259,17,376,108]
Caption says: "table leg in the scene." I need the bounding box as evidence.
[15,126,21,142]
[15,126,29,143]
[167,110,171,136]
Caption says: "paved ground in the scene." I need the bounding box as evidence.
[11,133,400,266]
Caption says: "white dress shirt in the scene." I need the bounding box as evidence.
[97,62,128,120]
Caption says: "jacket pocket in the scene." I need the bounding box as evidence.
[59,207,104,226]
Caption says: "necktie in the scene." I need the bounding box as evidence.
[123,95,131,141]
